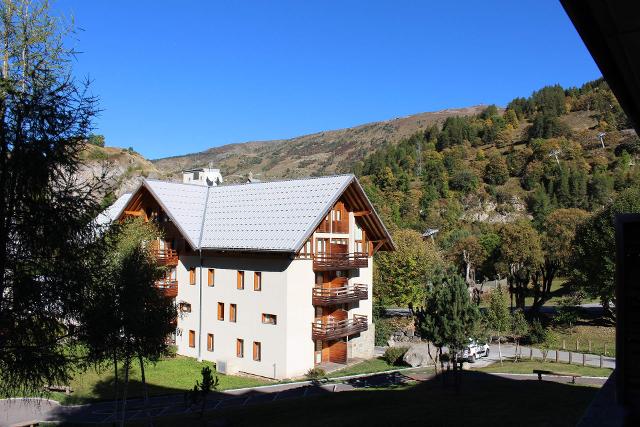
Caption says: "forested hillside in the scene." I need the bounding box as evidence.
[366,78,639,316]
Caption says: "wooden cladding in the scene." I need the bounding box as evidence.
[230,304,237,322]
[217,302,224,321]
[207,269,215,287]
[311,314,368,340]
[237,271,245,289]
[313,252,368,271]
[254,272,261,291]
[189,267,196,285]
[253,342,261,361]
[317,201,349,234]
[207,333,214,352]
[188,330,195,348]
[236,339,244,358]
[312,283,368,305]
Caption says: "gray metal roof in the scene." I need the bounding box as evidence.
[141,175,355,252]
[96,193,132,226]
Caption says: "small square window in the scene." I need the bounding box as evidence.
[207,269,215,287]
[189,267,196,285]
[188,330,195,348]
[237,271,245,289]
[217,302,224,321]
[254,272,262,291]
[262,313,277,325]
[230,304,237,322]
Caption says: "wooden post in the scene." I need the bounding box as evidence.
[555,349,559,363]
[569,352,572,364]
[562,339,566,350]
[576,339,579,352]
[530,347,533,360]
[582,353,586,366]
[600,354,603,368]
[589,340,592,353]
[604,343,608,356]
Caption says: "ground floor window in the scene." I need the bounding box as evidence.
[188,330,195,348]
[253,341,261,361]
[207,333,214,352]
[236,338,244,358]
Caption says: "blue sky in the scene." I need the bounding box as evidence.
[55,1,601,159]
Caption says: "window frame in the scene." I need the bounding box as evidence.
[230,303,237,322]
[253,341,261,361]
[237,271,245,290]
[262,313,277,325]
[207,268,215,287]
[188,330,195,348]
[217,302,224,321]
[207,333,214,352]
[254,272,262,291]
[189,267,196,285]
[236,338,244,358]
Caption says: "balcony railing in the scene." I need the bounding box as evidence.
[312,284,368,305]
[152,248,178,266]
[313,252,368,271]
[311,314,368,340]
[155,279,178,298]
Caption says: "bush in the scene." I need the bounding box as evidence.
[166,344,178,358]
[375,318,394,346]
[527,319,548,345]
[383,346,408,365]
[305,367,326,381]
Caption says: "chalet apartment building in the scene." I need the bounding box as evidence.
[100,174,394,379]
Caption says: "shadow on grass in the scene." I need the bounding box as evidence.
[171,371,599,427]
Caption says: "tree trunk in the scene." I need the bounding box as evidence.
[139,354,153,427]
[498,337,503,365]
[120,356,130,427]
[112,352,118,427]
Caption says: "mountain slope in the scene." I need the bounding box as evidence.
[151,106,487,182]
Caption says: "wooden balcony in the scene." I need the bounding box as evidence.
[313,252,368,271]
[312,284,368,305]
[152,248,178,266]
[155,279,178,298]
[311,314,368,340]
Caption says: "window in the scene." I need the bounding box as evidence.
[262,313,277,325]
[254,272,262,291]
[179,302,191,313]
[207,269,215,287]
[217,302,224,321]
[253,342,261,361]
[207,333,214,352]
[236,339,244,358]
[188,330,195,348]
[189,267,196,285]
[237,271,245,289]
[230,304,237,322]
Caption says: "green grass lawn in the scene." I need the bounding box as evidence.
[553,325,616,356]
[146,371,599,427]
[475,359,613,377]
[48,356,269,404]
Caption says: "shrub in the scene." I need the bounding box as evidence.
[166,344,178,358]
[305,367,326,381]
[383,346,408,365]
[527,319,548,345]
[375,318,394,346]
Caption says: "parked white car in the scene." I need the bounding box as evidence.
[460,340,490,363]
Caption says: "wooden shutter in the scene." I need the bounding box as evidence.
[254,272,261,291]
[217,302,224,321]
[207,333,214,351]
[188,330,195,348]
[253,342,261,361]
[207,269,215,287]
[230,304,237,322]
[189,267,196,285]
[236,339,244,358]
[237,271,244,289]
